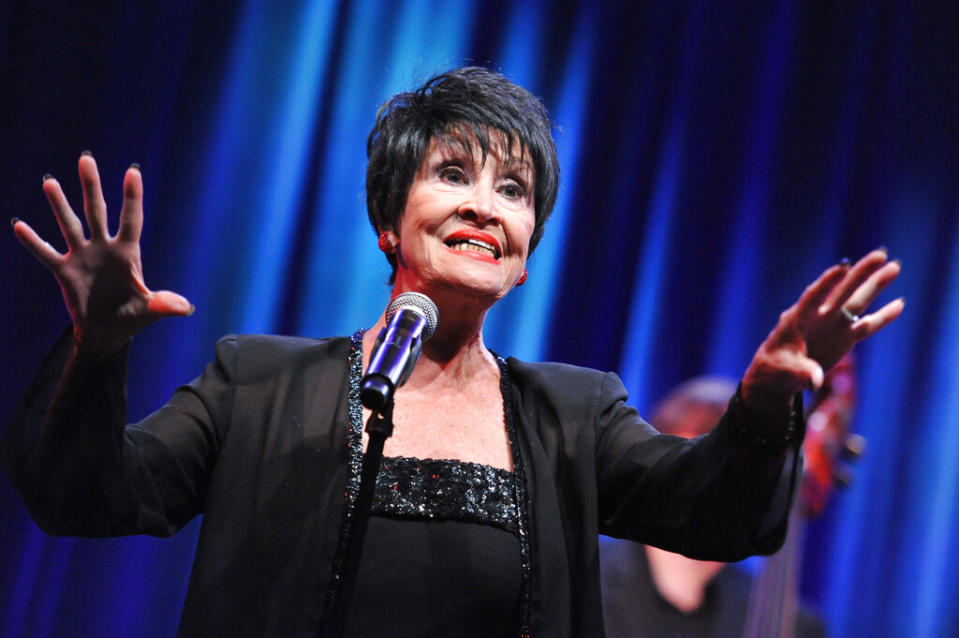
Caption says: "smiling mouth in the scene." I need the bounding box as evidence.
[444,237,501,259]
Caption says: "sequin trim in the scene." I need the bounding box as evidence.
[320,331,366,631]
[373,455,518,532]
[729,385,803,450]
[496,353,533,637]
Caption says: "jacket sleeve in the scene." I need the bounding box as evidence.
[1,328,238,538]
[595,371,803,561]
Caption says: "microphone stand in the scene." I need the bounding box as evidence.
[327,398,395,637]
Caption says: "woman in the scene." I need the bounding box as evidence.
[4,68,902,637]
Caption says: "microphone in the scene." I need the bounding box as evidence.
[361,292,439,412]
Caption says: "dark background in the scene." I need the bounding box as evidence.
[2,2,958,636]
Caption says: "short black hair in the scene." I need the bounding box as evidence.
[366,66,559,281]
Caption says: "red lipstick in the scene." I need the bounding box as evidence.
[443,229,502,263]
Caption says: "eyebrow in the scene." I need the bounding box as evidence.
[426,134,535,194]
[500,156,533,176]
[431,143,532,174]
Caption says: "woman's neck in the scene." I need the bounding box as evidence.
[364,291,498,390]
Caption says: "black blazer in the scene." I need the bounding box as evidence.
[3,330,801,637]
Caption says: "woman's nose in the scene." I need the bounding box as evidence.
[457,186,498,223]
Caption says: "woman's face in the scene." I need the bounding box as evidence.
[388,133,536,303]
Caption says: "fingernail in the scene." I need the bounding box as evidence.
[838,257,851,267]
[11,217,20,228]
[175,297,195,315]
[81,150,92,157]
[876,245,888,254]
[129,162,141,170]
[42,173,53,183]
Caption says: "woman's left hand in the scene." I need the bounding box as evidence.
[741,248,903,413]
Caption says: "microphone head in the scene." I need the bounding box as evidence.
[385,292,439,340]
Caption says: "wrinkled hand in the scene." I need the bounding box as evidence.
[741,249,903,412]
[12,153,193,354]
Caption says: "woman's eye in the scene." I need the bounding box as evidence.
[501,182,525,199]
[440,167,466,184]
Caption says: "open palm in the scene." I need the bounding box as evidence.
[742,249,903,412]
[12,153,192,354]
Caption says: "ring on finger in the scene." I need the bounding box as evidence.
[840,306,860,324]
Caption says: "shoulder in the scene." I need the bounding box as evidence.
[505,357,617,387]
[213,333,353,380]
[219,333,351,355]
[504,356,628,404]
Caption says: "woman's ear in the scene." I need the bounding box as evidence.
[378,229,398,253]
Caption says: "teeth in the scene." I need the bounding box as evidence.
[449,238,498,258]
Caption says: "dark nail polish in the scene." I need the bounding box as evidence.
[11,217,20,228]
[81,150,92,157]
[129,162,141,170]
[839,257,851,267]
[876,245,888,254]
[42,173,53,183]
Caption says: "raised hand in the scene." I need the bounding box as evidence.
[12,152,193,354]
[741,249,903,412]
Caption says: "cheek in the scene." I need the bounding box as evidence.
[401,199,446,236]
[512,217,536,256]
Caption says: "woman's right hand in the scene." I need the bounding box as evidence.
[12,152,193,354]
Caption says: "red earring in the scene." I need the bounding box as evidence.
[378,232,392,253]
[516,269,528,286]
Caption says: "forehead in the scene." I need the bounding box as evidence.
[426,127,533,175]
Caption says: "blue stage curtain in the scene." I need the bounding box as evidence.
[1,2,957,636]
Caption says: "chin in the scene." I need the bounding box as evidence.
[437,275,510,302]
[397,259,516,303]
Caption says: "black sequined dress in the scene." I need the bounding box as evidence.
[343,456,521,636]
[338,332,528,636]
